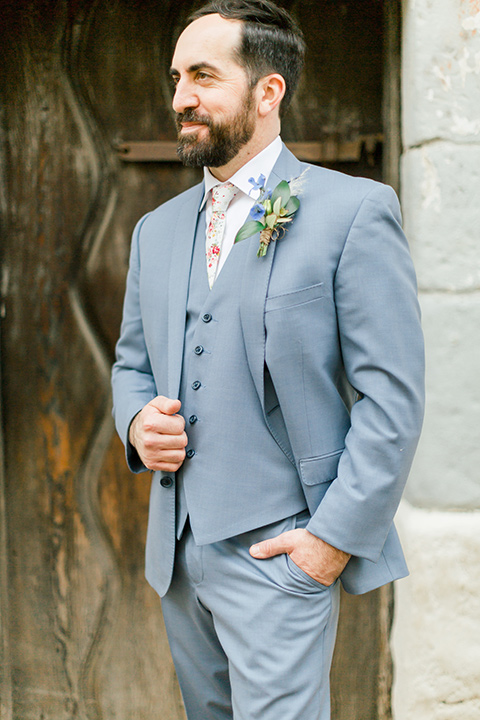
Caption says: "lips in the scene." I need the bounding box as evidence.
[180,122,206,133]
[176,111,211,130]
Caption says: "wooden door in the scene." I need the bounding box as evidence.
[0,1,400,718]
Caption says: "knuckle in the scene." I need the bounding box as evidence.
[172,416,185,433]
[143,436,156,450]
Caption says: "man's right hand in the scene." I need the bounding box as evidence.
[129,396,188,472]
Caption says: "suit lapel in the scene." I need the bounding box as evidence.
[239,145,303,409]
[167,183,204,399]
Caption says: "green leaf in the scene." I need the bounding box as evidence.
[271,180,290,209]
[266,213,277,229]
[235,220,264,243]
[284,196,300,216]
[272,196,282,216]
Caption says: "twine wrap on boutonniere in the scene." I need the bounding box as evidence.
[234,169,308,257]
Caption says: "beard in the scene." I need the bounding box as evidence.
[175,88,256,168]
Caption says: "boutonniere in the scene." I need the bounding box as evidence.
[235,170,308,257]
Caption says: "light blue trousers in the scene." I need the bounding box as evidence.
[161,511,340,720]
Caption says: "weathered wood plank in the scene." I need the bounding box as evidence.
[115,137,383,164]
[383,0,402,192]
[0,323,13,720]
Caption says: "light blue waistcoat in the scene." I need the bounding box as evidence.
[175,209,306,545]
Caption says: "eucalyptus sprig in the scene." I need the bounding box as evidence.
[235,174,302,257]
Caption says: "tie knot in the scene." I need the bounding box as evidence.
[211,182,238,212]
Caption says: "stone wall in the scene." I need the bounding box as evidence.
[392,1,480,717]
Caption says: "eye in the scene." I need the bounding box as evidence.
[196,71,211,81]
[171,75,180,87]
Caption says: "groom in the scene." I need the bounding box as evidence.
[112,1,425,718]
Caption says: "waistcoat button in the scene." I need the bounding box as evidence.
[160,476,173,488]
[191,380,201,390]
[186,449,196,459]
[202,313,212,323]
[194,345,204,355]
[189,415,198,424]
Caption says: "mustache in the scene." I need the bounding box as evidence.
[175,110,212,128]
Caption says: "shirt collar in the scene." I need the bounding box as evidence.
[200,136,283,211]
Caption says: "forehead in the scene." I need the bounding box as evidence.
[172,14,244,72]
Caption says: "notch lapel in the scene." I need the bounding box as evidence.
[167,183,204,399]
[239,145,303,410]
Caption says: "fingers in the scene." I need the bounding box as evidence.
[142,448,187,473]
[150,395,182,416]
[130,396,188,471]
[251,528,352,586]
[143,397,185,435]
[140,439,187,472]
[142,430,188,451]
[250,530,297,559]
[136,396,185,435]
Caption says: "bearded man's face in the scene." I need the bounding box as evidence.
[170,14,258,169]
[175,86,256,168]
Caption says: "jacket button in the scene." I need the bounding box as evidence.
[202,313,212,323]
[189,415,198,424]
[186,449,195,459]
[191,380,201,390]
[194,345,204,355]
[160,476,173,488]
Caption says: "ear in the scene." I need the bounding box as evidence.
[256,73,286,117]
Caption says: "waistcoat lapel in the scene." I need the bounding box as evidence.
[239,146,303,411]
[167,182,204,399]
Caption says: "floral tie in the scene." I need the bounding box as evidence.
[206,182,238,289]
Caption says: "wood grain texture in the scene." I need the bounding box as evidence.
[383,0,402,192]
[0,1,185,717]
[0,326,12,720]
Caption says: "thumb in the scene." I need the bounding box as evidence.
[250,530,295,559]
[150,395,182,416]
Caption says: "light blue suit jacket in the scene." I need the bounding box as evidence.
[112,145,425,596]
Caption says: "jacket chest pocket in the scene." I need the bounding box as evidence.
[265,282,324,312]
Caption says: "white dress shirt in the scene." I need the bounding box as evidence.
[200,135,283,277]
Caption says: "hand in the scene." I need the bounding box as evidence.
[129,396,188,472]
[250,528,351,586]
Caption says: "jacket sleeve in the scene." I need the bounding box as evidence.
[305,183,425,562]
[111,214,156,473]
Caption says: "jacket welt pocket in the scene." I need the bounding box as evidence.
[265,282,324,312]
[299,449,344,486]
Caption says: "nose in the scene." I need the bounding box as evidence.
[172,78,199,114]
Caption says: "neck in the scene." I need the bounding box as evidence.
[208,125,280,182]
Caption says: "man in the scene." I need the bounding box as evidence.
[111,1,424,718]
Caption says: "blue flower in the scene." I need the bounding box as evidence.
[249,203,265,221]
[248,174,266,194]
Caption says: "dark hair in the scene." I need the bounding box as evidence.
[188,0,305,115]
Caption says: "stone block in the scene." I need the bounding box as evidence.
[392,501,480,720]
[402,0,480,147]
[401,142,480,291]
[404,292,480,509]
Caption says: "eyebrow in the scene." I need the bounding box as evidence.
[169,62,222,77]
